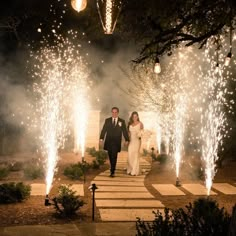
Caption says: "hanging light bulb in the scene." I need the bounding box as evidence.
[71,0,87,13]
[154,57,161,74]
[215,62,219,73]
[224,51,232,66]
[224,21,233,67]
[215,44,219,73]
[97,0,122,34]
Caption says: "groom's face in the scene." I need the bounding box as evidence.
[112,109,119,118]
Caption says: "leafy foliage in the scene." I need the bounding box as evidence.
[86,147,97,156]
[0,166,10,179]
[63,162,84,180]
[23,164,44,180]
[156,154,168,164]
[0,182,31,204]
[52,185,85,216]
[87,147,108,168]
[8,161,24,171]
[120,0,236,62]
[136,197,232,236]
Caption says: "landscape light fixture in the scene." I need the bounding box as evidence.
[154,57,161,74]
[89,183,98,221]
[44,194,51,206]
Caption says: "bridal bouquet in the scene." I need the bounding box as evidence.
[137,129,144,139]
[137,130,152,139]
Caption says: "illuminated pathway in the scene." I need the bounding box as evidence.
[91,151,165,221]
[91,151,236,221]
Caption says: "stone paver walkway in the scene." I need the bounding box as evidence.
[91,151,236,221]
[91,151,165,221]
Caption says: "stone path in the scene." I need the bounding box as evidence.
[152,183,236,196]
[29,151,236,222]
[90,151,236,221]
[91,151,165,221]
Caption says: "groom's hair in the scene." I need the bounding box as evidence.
[111,107,119,112]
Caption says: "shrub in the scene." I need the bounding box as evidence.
[0,166,10,179]
[95,150,107,165]
[190,166,204,180]
[142,149,149,156]
[92,160,100,169]
[136,197,231,236]
[156,154,168,164]
[86,147,97,156]
[8,161,24,172]
[64,161,90,180]
[87,147,107,166]
[52,184,85,216]
[0,182,31,204]
[24,165,44,180]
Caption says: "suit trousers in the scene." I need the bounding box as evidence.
[108,143,119,174]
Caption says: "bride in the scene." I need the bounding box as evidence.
[127,111,144,176]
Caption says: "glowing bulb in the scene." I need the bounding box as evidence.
[224,52,232,66]
[233,34,236,41]
[97,0,122,34]
[154,58,161,74]
[71,0,87,12]
[215,63,219,73]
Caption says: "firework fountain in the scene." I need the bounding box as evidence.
[32,47,68,195]
[31,30,90,197]
[172,93,188,186]
[72,73,90,159]
[199,42,228,195]
[155,116,162,154]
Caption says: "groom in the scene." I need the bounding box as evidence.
[100,107,129,177]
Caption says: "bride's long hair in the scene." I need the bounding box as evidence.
[127,111,140,129]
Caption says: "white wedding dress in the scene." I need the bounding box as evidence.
[127,123,142,176]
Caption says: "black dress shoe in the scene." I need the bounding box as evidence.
[109,173,115,177]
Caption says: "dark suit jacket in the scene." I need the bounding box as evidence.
[100,117,129,152]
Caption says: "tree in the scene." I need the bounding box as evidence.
[118,0,236,63]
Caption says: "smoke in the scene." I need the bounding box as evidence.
[87,39,139,120]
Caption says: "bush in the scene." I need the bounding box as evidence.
[52,184,85,216]
[0,182,31,204]
[156,154,168,164]
[64,161,90,180]
[8,161,24,172]
[0,166,10,179]
[136,197,231,236]
[142,149,149,156]
[86,147,97,156]
[190,166,204,180]
[24,165,44,179]
[92,160,100,169]
[95,150,107,165]
[87,147,107,167]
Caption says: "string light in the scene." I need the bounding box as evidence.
[224,20,233,66]
[154,57,161,74]
[97,0,122,34]
[71,0,87,13]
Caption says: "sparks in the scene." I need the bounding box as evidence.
[31,31,90,195]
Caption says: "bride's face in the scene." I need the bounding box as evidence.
[132,114,139,122]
